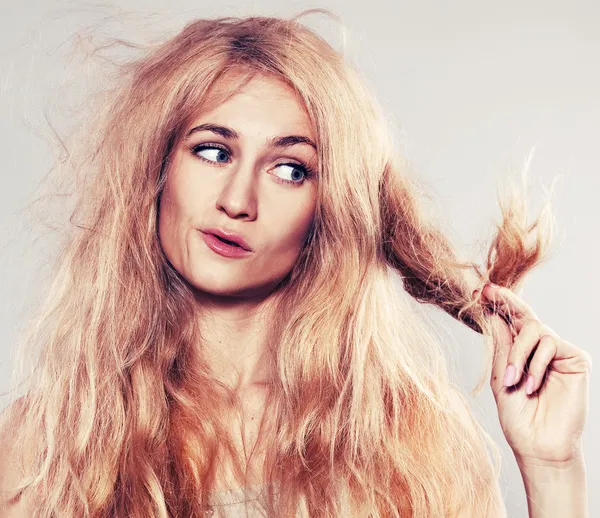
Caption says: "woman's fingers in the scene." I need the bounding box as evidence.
[482,283,539,333]
[482,283,592,398]
[524,334,558,394]
[503,320,558,388]
[482,283,551,396]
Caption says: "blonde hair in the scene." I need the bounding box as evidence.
[2,8,556,517]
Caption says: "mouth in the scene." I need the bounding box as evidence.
[200,227,253,252]
[213,235,242,247]
[201,230,253,258]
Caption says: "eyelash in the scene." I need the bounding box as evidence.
[189,143,316,187]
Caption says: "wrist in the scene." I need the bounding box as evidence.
[515,445,585,476]
[516,452,588,518]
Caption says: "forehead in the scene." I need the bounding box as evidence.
[192,71,315,139]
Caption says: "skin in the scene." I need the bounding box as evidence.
[158,70,319,391]
[474,283,591,517]
[0,71,322,510]
[0,71,591,517]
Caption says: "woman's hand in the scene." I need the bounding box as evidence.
[477,283,592,468]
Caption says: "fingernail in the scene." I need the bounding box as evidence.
[525,375,535,395]
[503,364,517,386]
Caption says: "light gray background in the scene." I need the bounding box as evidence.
[1,1,598,516]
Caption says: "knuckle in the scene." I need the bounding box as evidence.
[539,323,559,339]
[527,315,543,328]
[581,350,593,374]
[516,320,541,345]
[562,339,592,373]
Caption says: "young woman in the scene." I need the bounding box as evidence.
[0,9,591,518]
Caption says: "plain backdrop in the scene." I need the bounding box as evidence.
[1,1,598,516]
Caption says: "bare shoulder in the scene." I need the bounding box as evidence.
[0,397,35,517]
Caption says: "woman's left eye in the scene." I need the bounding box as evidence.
[190,144,313,186]
[272,163,310,186]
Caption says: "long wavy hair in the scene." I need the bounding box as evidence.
[2,8,556,517]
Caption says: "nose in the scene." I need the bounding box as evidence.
[215,159,258,221]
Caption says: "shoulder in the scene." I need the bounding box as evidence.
[0,397,35,517]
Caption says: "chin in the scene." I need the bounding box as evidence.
[192,275,287,301]
[190,279,248,297]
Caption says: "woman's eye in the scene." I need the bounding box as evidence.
[192,145,230,163]
[191,144,311,186]
[273,163,307,184]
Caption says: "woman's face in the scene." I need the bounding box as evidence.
[158,72,319,299]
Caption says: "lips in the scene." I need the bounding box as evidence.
[215,235,240,247]
[201,227,252,252]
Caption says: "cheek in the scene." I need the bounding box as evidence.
[270,206,315,254]
[157,184,176,248]
[157,173,201,260]
[159,165,207,229]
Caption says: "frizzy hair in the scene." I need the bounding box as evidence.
[1,8,557,517]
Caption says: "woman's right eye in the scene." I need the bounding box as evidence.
[191,145,230,164]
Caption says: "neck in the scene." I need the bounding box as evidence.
[194,289,281,389]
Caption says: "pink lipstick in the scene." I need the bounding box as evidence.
[201,231,253,258]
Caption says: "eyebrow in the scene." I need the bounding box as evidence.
[184,123,317,151]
